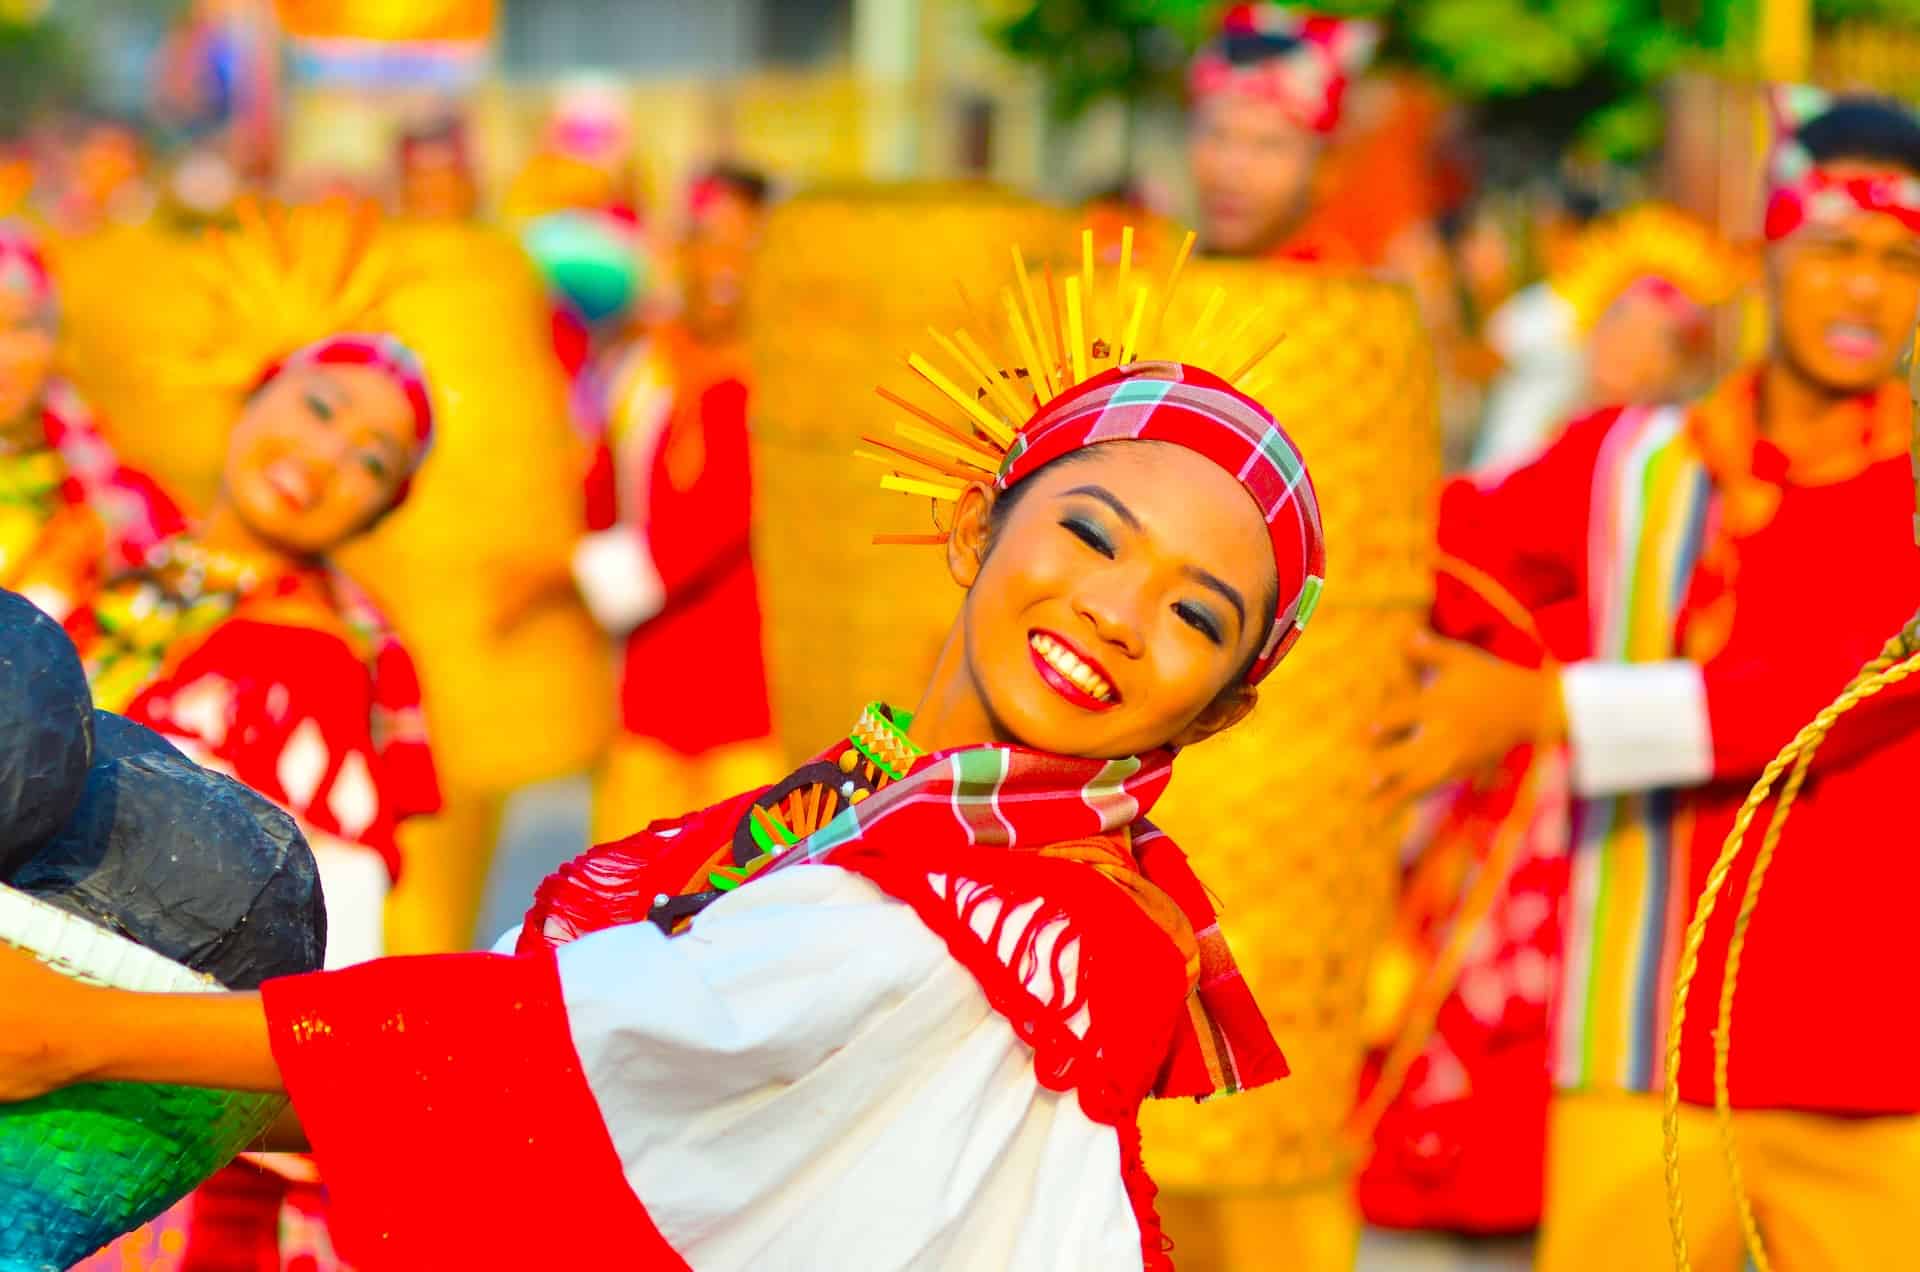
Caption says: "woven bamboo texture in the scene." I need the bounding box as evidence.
[0,887,284,1272]
[747,186,1069,755]
[47,221,615,793]
[1137,262,1438,1194]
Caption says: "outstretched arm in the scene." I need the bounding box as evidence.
[0,942,281,1103]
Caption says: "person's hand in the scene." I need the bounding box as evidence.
[0,941,95,1103]
[1371,631,1565,809]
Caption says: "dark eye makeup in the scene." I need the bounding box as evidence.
[1061,516,1115,558]
[1174,600,1224,645]
[304,391,335,422]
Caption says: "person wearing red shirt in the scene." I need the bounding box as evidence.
[570,167,782,842]
[1374,94,1920,1269]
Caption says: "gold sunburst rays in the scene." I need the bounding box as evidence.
[865,224,1288,539]
[159,195,400,393]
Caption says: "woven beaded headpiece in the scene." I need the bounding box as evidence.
[865,226,1326,685]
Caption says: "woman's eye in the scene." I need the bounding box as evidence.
[1061,517,1114,558]
[1174,601,1223,645]
[360,453,389,480]
[305,392,335,422]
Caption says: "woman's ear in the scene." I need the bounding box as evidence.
[1171,683,1258,750]
[946,482,996,589]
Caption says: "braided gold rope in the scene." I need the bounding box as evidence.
[1664,631,1920,1271]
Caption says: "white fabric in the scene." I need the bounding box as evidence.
[571,526,665,634]
[308,832,389,968]
[1473,284,1587,473]
[556,865,1146,1272]
[1560,659,1714,798]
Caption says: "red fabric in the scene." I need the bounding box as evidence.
[1673,456,1920,1112]
[70,556,442,877]
[584,330,773,755]
[518,730,1289,1105]
[1440,404,1920,1113]
[1189,6,1377,134]
[1355,748,1567,1234]
[262,951,686,1269]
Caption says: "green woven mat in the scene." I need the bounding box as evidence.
[0,1080,285,1271]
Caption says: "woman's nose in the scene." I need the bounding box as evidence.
[1074,579,1146,660]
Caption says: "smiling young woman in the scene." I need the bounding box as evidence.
[0,234,1322,1271]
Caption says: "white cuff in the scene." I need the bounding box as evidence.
[1561,660,1714,798]
[572,528,666,634]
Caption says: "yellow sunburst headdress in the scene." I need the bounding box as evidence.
[860,225,1328,684]
[1548,204,1752,333]
[167,196,403,393]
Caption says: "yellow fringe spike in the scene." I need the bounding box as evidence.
[1152,230,1199,348]
[1002,287,1051,408]
[1178,285,1227,366]
[1118,285,1149,366]
[1231,328,1290,385]
[955,329,1032,423]
[893,420,998,471]
[1065,277,1088,384]
[907,353,1017,446]
[1011,246,1058,399]
[881,473,965,501]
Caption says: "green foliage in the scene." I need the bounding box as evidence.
[980,0,1219,120]
[0,16,84,130]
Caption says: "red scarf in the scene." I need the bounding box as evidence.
[519,720,1288,1108]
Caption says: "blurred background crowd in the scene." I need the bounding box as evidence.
[3,0,1917,1269]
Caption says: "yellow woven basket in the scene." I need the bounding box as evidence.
[747,186,1068,755]
[1135,261,1438,1197]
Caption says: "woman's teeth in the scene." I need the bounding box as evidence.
[1031,632,1114,702]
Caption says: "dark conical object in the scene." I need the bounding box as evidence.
[10,741,328,988]
[0,589,93,878]
[90,709,185,764]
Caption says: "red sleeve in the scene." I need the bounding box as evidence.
[262,953,681,1269]
[1433,410,1618,664]
[645,378,754,603]
[583,437,619,533]
[1704,636,1920,779]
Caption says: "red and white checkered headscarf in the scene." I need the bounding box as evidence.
[1188,4,1380,135]
[997,362,1326,683]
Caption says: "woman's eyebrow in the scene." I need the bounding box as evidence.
[1182,565,1246,630]
[1063,485,1141,531]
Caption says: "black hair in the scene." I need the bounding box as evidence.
[983,445,1277,689]
[1798,96,1920,179]
[698,163,772,209]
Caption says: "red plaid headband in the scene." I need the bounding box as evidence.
[0,222,55,318]
[1764,85,1920,243]
[996,362,1325,684]
[1188,5,1379,135]
[254,333,436,504]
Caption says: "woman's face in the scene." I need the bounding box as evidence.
[955,441,1276,759]
[1586,288,1699,407]
[223,362,418,556]
[1190,94,1322,257]
[1770,165,1920,395]
[0,287,55,439]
